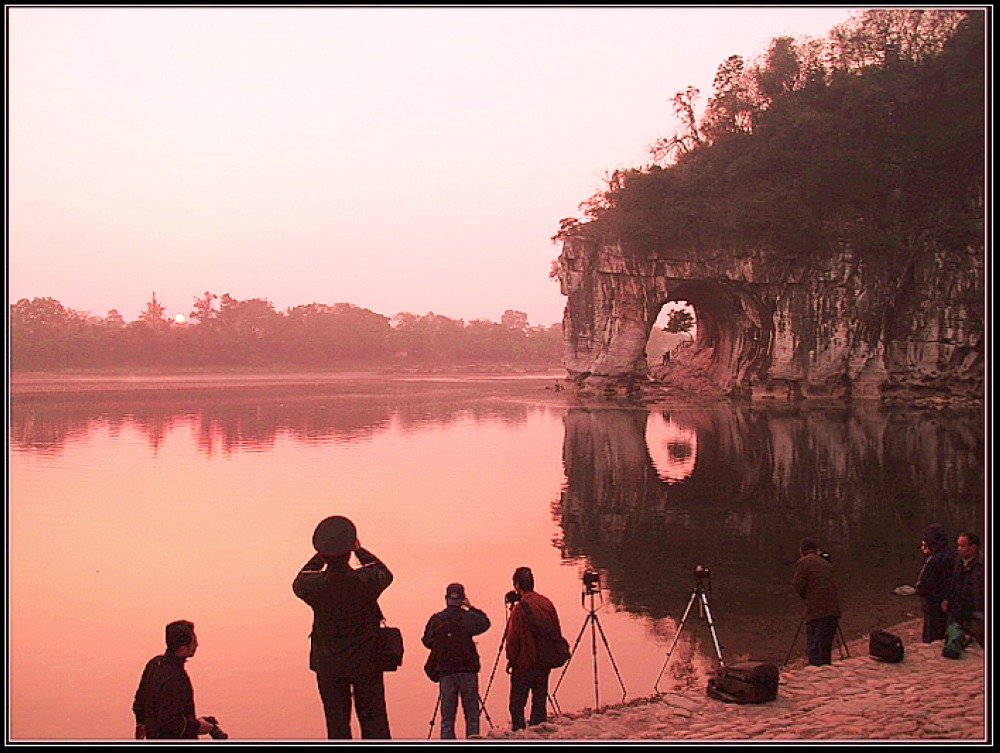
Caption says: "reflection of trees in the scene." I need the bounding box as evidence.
[556,405,985,635]
[9,387,540,455]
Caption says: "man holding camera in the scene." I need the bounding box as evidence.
[791,538,842,666]
[504,566,563,731]
[293,515,393,739]
[421,583,491,739]
[132,620,226,740]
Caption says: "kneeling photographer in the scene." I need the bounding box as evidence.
[132,620,227,740]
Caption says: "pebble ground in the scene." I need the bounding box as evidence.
[486,618,988,743]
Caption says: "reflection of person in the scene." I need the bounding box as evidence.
[944,532,985,648]
[504,566,562,731]
[293,515,393,739]
[421,583,491,739]
[132,620,223,739]
[915,522,958,643]
[791,538,842,666]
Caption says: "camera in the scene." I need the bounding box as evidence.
[504,589,521,606]
[582,569,601,594]
[203,716,228,740]
[694,564,711,579]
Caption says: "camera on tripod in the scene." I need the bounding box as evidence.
[582,569,601,594]
[694,564,711,580]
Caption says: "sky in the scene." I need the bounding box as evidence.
[7,5,861,327]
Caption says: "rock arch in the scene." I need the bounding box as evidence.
[555,235,983,402]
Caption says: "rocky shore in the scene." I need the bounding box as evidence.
[486,618,988,743]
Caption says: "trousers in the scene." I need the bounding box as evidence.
[509,665,550,731]
[438,672,480,739]
[805,615,839,665]
[315,671,391,739]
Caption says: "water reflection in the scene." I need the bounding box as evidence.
[9,388,541,456]
[8,384,985,741]
[557,404,985,659]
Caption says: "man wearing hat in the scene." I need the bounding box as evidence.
[293,515,394,739]
[421,583,491,739]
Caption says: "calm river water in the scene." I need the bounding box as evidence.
[8,375,985,741]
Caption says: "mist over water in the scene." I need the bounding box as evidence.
[8,377,984,740]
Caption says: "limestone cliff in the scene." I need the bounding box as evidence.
[556,235,984,403]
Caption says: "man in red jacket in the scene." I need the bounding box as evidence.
[504,566,563,731]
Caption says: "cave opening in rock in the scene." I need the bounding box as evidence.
[648,299,697,367]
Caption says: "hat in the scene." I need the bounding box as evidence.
[312,515,357,556]
[445,583,465,606]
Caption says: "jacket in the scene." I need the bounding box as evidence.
[916,524,958,606]
[791,552,841,622]
[292,547,393,677]
[948,552,985,621]
[132,653,200,739]
[504,591,561,675]
[421,605,491,676]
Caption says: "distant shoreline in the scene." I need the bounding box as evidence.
[8,368,569,397]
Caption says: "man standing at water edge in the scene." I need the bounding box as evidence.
[422,582,491,739]
[132,620,225,739]
[944,531,985,648]
[791,538,842,666]
[916,522,958,643]
[293,515,393,739]
[505,566,563,730]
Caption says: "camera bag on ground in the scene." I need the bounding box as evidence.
[706,661,779,704]
[869,630,904,663]
[519,600,571,669]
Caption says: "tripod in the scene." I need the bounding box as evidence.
[654,573,725,695]
[553,584,627,711]
[783,616,850,666]
[426,688,494,740]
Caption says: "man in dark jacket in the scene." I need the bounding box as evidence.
[421,583,491,739]
[132,620,223,740]
[504,566,563,731]
[944,531,985,647]
[916,522,959,643]
[791,537,842,666]
[293,515,393,739]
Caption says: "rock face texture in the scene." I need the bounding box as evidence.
[555,235,984,402]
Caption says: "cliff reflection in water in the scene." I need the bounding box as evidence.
[556,405,984,653]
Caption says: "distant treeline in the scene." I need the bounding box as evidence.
[8,294,564,371]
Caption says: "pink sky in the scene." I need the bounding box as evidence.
[7,6,858,327]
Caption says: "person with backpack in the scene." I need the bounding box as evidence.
[504,566,564,731]
[421,583,491,739]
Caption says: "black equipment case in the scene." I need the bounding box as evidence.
[706,661,779,704]
[869,630,904,663]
